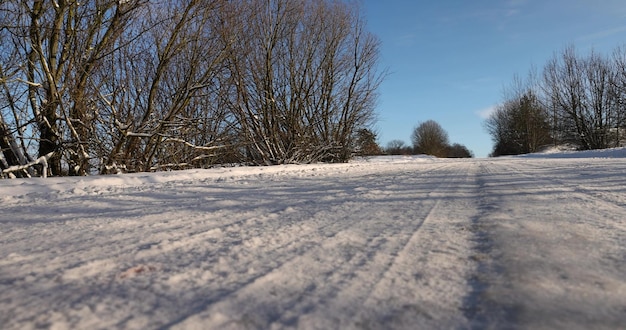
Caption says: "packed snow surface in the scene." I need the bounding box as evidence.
[1,151,625,329]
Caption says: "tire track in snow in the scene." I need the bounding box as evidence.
[143,166,451,328]
[1,160,467,330]
[166,200,392,329]
[168,161,476,328]
[509,159,626,206]
[261,194,449,328]
[2,176,367,275]
[352,161,478,329]
[3,157,626,329]
[503,159,626,233]
[357,164,458,299]
[465,158,626,329]
[1,183,379,330]
[461,160,515,328]
[258,163,465,327]
[0,177,348,329]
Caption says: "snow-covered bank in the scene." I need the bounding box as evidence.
[519,146,626,159]
[1,153,625,329]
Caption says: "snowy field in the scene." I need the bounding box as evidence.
[1,150,625,329]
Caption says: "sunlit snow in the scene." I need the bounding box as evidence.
[1,151,625,329]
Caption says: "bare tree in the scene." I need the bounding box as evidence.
[224,0,382,164]
[1,12,32,177]
[611,46,626,145]
[96,0,233,173]
[0,0,145,176]
[411,120,450,157]
[485,91,551,156]
[543,46,618,150]
[385,140,411,155]
[1,0,384,177]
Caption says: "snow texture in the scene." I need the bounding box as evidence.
[1,151,625,329]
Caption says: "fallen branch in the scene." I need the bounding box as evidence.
[2,152,53,178]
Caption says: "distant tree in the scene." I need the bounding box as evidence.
[411,120,450,157]
[447,143,474,158]
[354,128,382,156]
[489,45,626,155]
[385,140,412,155]
[486,91,552,156]
[386,140,405,151]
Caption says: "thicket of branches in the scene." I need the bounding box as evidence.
[485,88,552,156]
[0,0,383,178]
[486,45,626,156]
[384,139,413,155]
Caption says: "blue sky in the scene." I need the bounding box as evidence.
[362,0,626,157]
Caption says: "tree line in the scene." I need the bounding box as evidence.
[486,45,626,156]
[0,0,383,178]
[384,120,473,158]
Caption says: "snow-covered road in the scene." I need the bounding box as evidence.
[1,154,625,329]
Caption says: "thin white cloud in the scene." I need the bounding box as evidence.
[393,33,417,47]
[578,25,626,42]
[504,0,530,18]
[505,9,521,17]
[504,0,527,17]
[476,105,497,119]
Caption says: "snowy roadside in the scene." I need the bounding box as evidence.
[1,153,625,329]
[0,156,432,205]
[470,157,626,329]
